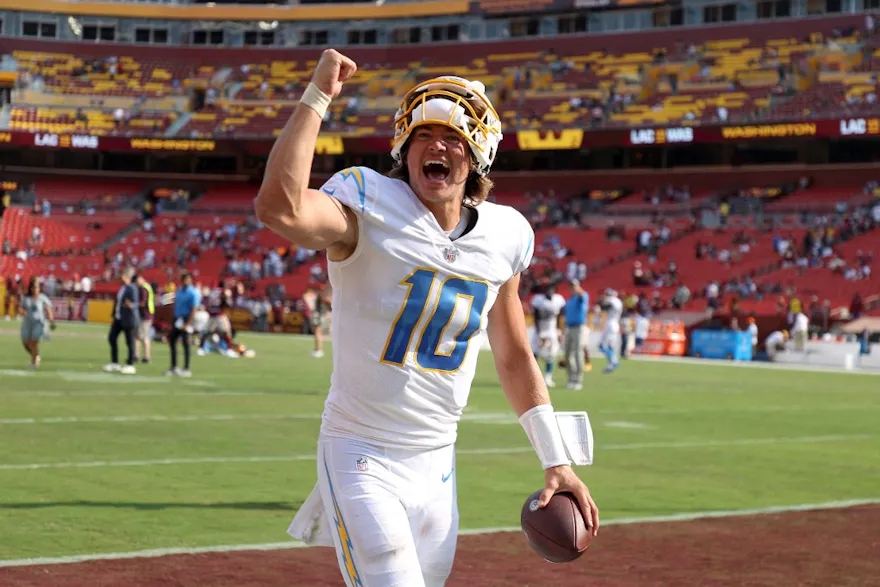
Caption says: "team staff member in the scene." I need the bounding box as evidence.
[104,267,139,375]
[166,272,201,377]
[135,273,155,363]
[563,279,591,389]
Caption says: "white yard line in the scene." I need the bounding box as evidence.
[0,414,322,425]
[0,412,519,426]
[0,390,266,397]
[604,421,653,430]
[629,354,880,376]
[601,404,879,415]
[0,497,877,568]
[4,402,876,425]
[1,434,874,471]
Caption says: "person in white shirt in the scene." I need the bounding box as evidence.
[791,311,809,351]
[531,284,566,387]
[599,289,623,373]
[254,51,599,587]
[633,312,650,348]
[747,317,759,356]
[765,330,788,361]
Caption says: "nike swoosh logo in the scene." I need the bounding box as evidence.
[442,468,455,483]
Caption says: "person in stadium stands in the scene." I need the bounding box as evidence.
[134,274,155,364]
[254,49,598,587]
[166,272,200,378]
[104,267,139,375]
[598,288,623,373]
[563,279,591,389]
[311,282,332,359]
[765,329,789,361]
[531,283,567,388]
[19,276,55,369]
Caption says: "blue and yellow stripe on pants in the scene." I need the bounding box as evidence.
[323,450,364,586]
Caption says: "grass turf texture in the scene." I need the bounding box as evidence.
[0,322,878,561]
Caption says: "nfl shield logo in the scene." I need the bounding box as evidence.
[356,457,368,472]
[443,246,458,263]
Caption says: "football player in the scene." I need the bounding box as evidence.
[531,283,566,388]
[598,288,623,373]
[255,49,599,587]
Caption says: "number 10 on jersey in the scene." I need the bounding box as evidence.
[381,268,489,373]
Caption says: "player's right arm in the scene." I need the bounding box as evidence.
[254,49,359,259]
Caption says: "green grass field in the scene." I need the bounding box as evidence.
[1,321,878,562]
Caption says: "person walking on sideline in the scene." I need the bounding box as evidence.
[19,276,55,369]
[166,272,200,377]
[104,267,139,375]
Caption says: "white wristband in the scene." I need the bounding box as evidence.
[519,404,572,470]
[300,82,331,119]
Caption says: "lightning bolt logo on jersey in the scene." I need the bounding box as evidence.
[318,166,534,449]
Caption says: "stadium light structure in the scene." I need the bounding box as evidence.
[67,16,82,38]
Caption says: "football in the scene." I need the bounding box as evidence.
[520,490,592,563]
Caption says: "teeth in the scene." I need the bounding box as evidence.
[425,160,449,169]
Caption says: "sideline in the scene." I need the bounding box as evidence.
[1,497,877,568]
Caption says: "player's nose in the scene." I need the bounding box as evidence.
[426,137,447,152]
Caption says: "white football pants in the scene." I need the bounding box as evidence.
[317,434,458,587]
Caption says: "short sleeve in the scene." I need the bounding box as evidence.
[515,213,535,275]
[320,166,377,218]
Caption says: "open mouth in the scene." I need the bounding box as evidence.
[423,160,450,182]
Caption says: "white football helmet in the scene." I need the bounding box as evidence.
[390,76,502,176]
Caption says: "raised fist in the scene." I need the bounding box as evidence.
[310,49,357,100]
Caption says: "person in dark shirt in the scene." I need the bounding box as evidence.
[135,274,155,363]
[166,272,201,377]
[103,267,139,374]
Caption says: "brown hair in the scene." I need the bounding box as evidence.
[388,92,495,207]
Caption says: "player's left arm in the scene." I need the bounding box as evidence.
[43,295,55,325]
[488,276,548,415]
[487,274,600,535]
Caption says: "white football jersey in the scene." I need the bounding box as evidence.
[318,167,535,449]
[532,293,566,337]
[604,296,623,333]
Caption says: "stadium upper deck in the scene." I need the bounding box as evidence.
[2,12,879,138]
